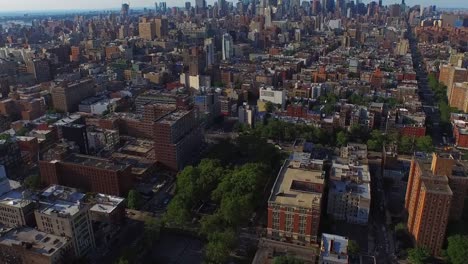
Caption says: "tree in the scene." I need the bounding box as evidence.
[407,247,430,264]
[336,131,348,147]
[347,240,360,255]
[399,136,413,154]
[273,255,304,264]
[447,235,468,264]
[204,230,236,264]
[23,174,42,190]
[265,101,275,113]
[416,136,434,152]
[115,258,130,264]
[395,222,407,233]
[126,189,142,210]
[162,196,191,227]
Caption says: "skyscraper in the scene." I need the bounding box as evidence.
[139,17,156,40]
[121,3,129,19]
[204,38,215,67]
[196,0,206,15]
[222,33,233,61]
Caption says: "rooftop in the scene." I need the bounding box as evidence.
[62,154,129,171]
[90,193,125,214]
[157,110,191,125]
[0,227,69,257]
[321,233,349,264]
[269,159,324,208]
[37,185,86,217]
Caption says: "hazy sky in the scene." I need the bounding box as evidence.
[0,0,467,11]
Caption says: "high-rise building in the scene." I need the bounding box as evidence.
[35,185,95,257]
[439,65,468,100]
[267,156,325,244]
[155,18,168,39]
[51,78,96,112]
[39,154,133,196]
[449,82,468,113]
[152,108,203,171]
[222,33,233,61]
[195,0,206,14]
[405,153,468,256]
[139,17,156,40]
[27,58,51,83]
[204,38,215,67]
[0,74,10,99]
[121,3,130,19]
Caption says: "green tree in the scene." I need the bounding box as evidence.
[416,136,434,152]
[347,240,360,255]
[23,174,42,190]
[115,257,130,264]
[204,230,236,264]
[336,131,348,147]
[395,222,407,233]
[163,196,191,227]
[126,189,142,210]
[407,247,430,264]
[447,235,468,264]
[399,136,414,154]
[265,101,275,113]
[273,255,304,264]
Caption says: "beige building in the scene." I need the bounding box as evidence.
[0,167,35,228]
[35,185,95,257]
[449,82,468,113]
[51,78,96,112]
[139,18,156,40]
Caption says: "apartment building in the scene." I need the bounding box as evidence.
[405,152,468,256]
[0,227,73,264]
[35,185,95,257]
[328,143,371,225]
[39,154,133,196]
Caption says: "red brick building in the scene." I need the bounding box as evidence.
[267,159,325,245]
[399,125,427,138]
[39,154,133,196]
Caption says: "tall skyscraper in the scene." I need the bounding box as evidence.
[121,3,129,19]
[222,33,233,61]
[204,38,215,67]
[155,18,168,39]
[196,0,207,14]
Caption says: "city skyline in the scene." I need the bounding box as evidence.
[0,0,467,12]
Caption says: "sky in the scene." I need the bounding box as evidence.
[0,0,467,12]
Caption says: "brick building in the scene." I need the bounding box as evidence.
[39,154,133,196]
[153,109,203,171]
[405,153,468,256]
[267,158,325,245]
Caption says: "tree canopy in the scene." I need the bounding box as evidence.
[407,247,430,264]
[447,235,468,264]
[126,189,142,210]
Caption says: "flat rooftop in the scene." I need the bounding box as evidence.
[422,181,453,196]
[0,227,69,257]
[321,233,349,264]
[62,154,129,171]
[38,185,86,217]
[90,193,125,214]
[157,110,191,125]
[269,160,324,208]
[0,190,32,208]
